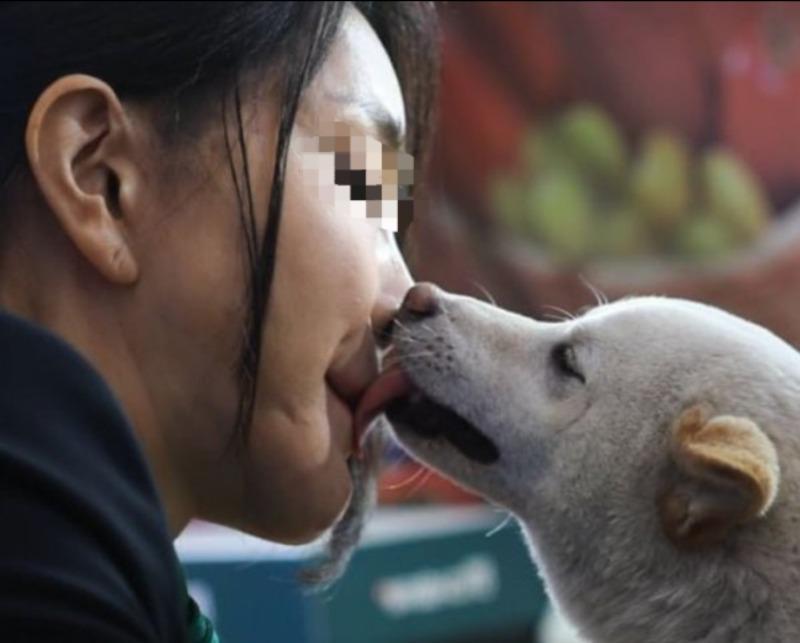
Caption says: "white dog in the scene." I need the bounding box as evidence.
[357,285,800,642]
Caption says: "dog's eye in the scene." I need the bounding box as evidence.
[551,343,585,383]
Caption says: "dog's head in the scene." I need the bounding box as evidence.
[380,287,800,640]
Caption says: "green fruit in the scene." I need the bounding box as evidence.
[558,104,627,185]
[521,126,576,178]
[524,171,593,262]
[489,174,527,232]
[702,148,770,242]
[630,131,690,231]
[673,215,737,260]
[594,205,652,258]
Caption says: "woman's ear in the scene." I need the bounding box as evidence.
[659,404,780,549]
[25,74,140,284]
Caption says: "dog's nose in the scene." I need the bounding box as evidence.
[399,282,441,319]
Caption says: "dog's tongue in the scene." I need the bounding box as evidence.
[353,364,415,458]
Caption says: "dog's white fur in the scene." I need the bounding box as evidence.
[390,293,800,643]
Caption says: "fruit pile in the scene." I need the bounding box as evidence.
[491,104,772,264]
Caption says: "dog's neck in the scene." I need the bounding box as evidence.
[520,507,800,643]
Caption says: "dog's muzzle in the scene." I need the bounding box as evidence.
[386,391,500,465]
[354,360,500,465]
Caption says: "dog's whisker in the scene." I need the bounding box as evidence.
[485,512,514,538]
[578,273,609,307]
[414,320,440,337]
[394,314,440,337]
[383,464,428,490]
[394,317,427,335]
[540,304,576,322]
[404,467,434,498]
[470,280,497,307]
[393,318,438,341]
[389,333,431,350]
[392,318,413,334]
[391,329,423,348]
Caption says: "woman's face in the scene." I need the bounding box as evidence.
[133,6,414,542]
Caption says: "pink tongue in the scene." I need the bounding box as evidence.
[353,365,415,458]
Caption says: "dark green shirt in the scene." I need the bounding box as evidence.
[0,309,191,641]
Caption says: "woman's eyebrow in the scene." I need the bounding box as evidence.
[361,101,406,151]
[326,92,406,150]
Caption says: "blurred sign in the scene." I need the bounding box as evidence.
[176,506,548,643]
[373,554,500,617]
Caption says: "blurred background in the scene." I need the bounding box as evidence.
[177,2,800,641]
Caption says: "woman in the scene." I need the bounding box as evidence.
[0,2,438,641]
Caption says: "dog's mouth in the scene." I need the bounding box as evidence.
[354,364,500,465]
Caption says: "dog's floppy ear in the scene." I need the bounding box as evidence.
[659,404,780,548]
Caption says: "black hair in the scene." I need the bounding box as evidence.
[0,1,439,586]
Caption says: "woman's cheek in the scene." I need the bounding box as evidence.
[329,219,382,320]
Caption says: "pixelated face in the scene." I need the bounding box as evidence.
[235,9,415,543]
[182,8,413,542]
[145,5,416,542]
[299,121,414,235]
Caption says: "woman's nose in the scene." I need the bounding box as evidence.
[371,232,415,348]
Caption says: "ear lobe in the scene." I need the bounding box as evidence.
[25,74,138,284]
[659,404,780,548]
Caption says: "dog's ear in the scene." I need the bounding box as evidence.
[658,404,780,548]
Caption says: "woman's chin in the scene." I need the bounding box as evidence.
[241,475,353,546]
[326,383,356,458]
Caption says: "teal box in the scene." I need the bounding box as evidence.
[176,507,549,643]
